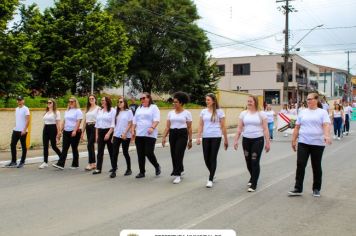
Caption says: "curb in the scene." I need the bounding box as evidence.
[0,133,236,167]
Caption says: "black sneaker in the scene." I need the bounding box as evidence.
[108,169,115,173]
[288,189,303,196]
[124,169,132,176]
[155,166,161,176]
[17,162,25,168]
[313,189,321,197]
[92,170,101,175]
[110,172,116,178]
[135,173,145,178]
[4,162,17,168]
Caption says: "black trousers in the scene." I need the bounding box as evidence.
[135,136,160,174]
[57,130,81,167]
[294,143,325,192]
[112,136,131,171]
[242,136,264,189]
[85,124,96,164]
[43,124,61,163]
[96,128,113,171]
[10,131,27,163]
[344,114,350,132]
[169,128,188,176]
[202,137,222,181]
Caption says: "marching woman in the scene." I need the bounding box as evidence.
[233,95,270,192]
[288,93,331,197]
[111,98,133,178]
[197,93,228,188]
[93,96,115,175]
[343,102,352,135]
[39,99,62,169]
[162,92,193,184]
[331,103,344,140]
[52,97,83,170]
[264,104,276,140]
[131,92,161,178]
[81,95,100,171]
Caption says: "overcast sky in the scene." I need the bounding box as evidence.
[22,0,356,74]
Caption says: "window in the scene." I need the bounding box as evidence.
[216,64,225,76]
[233,63,250,76]
[264,90,280,105]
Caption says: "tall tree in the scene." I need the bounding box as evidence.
[107,0,219,101]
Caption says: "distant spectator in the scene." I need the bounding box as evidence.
[129,97,139,116]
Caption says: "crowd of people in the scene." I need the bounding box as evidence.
[4,92,353,197]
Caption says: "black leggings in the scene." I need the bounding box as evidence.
[202,137,222,181]
[294,143,325,192]
[242,136,264,189]
[169,128,188,176]
[135,136,160,174]
[43,124,61,163]
[85,124,96,164]
[344,114,350,133]
[57,130,81,167]
[10,131,27,163]
[96,128,113,171]
[112,136,131,171]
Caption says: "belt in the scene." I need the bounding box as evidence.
[87,122,96,125]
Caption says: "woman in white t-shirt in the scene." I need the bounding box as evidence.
[81,95,99,171]
[93,96,115,175]
[331,103,344,140]
[39,99,62,169]
[111,98,134,178]
[288,93,331,197]
[233,95,270,192]
[162,92,193,184]
[264,104,276,140]
[197,93,228,188]
[343,102,352,135]
[53,97,83,170]
[131,93,161,178]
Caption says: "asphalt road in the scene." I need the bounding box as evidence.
[1,125,356,236]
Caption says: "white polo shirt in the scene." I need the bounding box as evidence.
[95,108,115,129]
[14,106,30,132]
[133,104,160,138]
[64,108,83,131]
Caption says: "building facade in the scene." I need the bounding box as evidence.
[317,65,349,100]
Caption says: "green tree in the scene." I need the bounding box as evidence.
[107,0,219,101]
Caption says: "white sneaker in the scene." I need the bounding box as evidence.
[247,182,252,187]
[248,187,256,192]
[39,162,48,169]
[337,137,341,140]
[333,135,336,140]
[173,176,181,184]
[283,133,288,137]
[69,166,79,170]
[206,180,213,188]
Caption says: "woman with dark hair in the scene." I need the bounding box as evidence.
[131,92,161,178]
[81,95,99,171]
[53,97,83,170]
[39,99,62,169]
[93,96,115,174]
[110,97,134,178]
[288,93,331,197]
[343,102,352,135]
[162,92,193,184]
[234,95,270,192]
[197,93,228,188]
[331,103,344,140]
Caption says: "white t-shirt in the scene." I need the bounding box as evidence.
[333,110,342,118]
[296,108,331,146]
[344,106,352,116]
[280,109,288,114]
[64,108,83,131]
[133,104,160,138]
[95,108,115,129]
[239,110,267,139]
[114,110,133,138]
[264,110,275,123]
[85,106,99,123]
[200,108,225,138]
[288,109,297,116]
[167,110,192,129]
[14,106,30,132]
[322,103,329,111]
[43,111,61,125]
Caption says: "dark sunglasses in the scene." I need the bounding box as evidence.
[47,102,53,104]
[69,100,75,103]
[140,97,147,100]
[119,101,124,103]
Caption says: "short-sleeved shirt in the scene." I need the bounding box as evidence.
[114,110,133,138]
[167,110,192,129]
[239,110,267,139]
[95,108,115,129]
[264,110,275,123]
[64,108,83,131]
[296,108,331,146]
[133,104,160,138]
[344,106,352,116]
[14,106,30,132]
[85,106,99,123]
[200,108,225,138]
[43,111,61,125]
[322,103,329,111]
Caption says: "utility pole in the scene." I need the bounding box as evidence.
[91,72,94,95]
[346,51,356,102]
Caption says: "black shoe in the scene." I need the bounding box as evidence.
[313,189,321,197]
[135,173,145,178]
[124,169,132,176]
[288,189,303,196]
[155,166,161,176]
[17,162,25,168]
[108,169,115,173]
[4,162,17,168]
[92,170,101,175]
[110,172,116,178]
